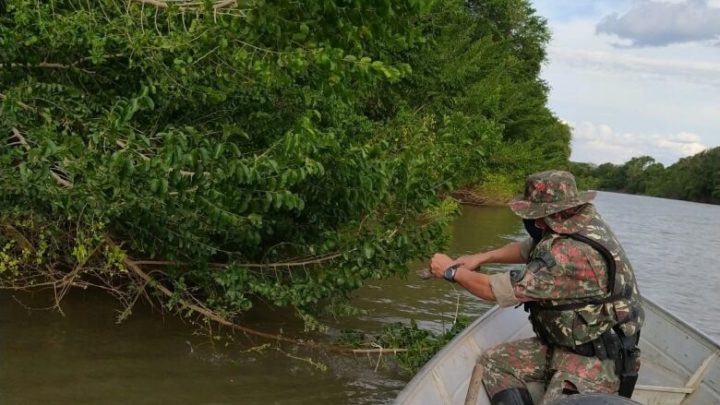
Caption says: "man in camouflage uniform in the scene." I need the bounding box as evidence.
[429,171,643,405]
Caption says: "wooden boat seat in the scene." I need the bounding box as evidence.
[633,352,718,405]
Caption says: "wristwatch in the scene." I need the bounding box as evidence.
[443,264,460,282]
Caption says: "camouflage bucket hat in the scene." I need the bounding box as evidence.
[509,170,596,220]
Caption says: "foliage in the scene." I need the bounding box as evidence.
[573,147,720,204]
[472,173,519,204]
[1,0,569,328]
[379,317,471,374]
[340,316,471,375]
[567,161,601,190]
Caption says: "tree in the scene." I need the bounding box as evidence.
[581,147,720,205]
[1,0,569,330]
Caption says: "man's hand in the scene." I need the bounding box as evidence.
[429,253,454,279]
[452,253,487,271]
[429,252,496,302]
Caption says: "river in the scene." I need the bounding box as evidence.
[1,192,718,404]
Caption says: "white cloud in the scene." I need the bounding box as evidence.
[533,0,720,163]
[570,121,707,165]
[550,48,720,87]
[597,0,720,47]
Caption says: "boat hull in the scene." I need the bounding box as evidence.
[394,297,720,405]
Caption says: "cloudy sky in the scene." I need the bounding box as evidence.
[532,0,720,165]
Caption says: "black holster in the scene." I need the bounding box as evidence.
[566,328,641,398]
[616,333,641,398]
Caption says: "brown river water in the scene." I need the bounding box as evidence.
[1,191,718,404]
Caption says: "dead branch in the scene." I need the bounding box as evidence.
[0,62,95,74]
[0,222,35,252]
[122,257,405,355]
[9,128,30,150]
[132,0,169,8]
[130,251,345,270]
[54,244,102,305]
[131,0,241,10]
[0,229,403,356]
[50,170,73,188]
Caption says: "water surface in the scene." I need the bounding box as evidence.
[1,192,718,403]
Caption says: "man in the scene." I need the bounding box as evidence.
[429,170,643,405]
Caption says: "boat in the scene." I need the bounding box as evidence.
[395,297,720,404]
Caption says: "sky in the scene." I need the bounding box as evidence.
[532,0,720,166]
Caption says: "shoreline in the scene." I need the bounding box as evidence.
[451,188,512,207]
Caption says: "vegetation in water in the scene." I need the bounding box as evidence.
[339,316,471,375]
[571,146,720,204]
[1,0,568,341]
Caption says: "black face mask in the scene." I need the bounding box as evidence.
[523,219,544,242]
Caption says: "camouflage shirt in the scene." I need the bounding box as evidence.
[490,204,643,347]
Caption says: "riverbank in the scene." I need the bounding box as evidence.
[0,204,513,404]
[4,193,718,403]
[452,173,520,207]
[452,189,511,207]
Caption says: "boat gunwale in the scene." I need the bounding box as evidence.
[641,296,720,350]
[394,296,720,404]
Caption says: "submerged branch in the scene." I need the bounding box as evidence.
[122,257,405,355]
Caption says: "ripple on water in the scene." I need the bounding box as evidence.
[2,192,717,405]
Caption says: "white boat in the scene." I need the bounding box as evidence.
[395,297,720,404]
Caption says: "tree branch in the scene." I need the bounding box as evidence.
[8,128,73,188]
[122,257,405,354]
[132,0,169,8]
[130,252,345,270]
[50,170,73,188]
[9,127,30,150]
[0,62,94,74]
[130,0,240,10]
[0,93,37,113]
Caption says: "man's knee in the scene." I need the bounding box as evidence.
[478,347,524,398]
[479,345,505,371]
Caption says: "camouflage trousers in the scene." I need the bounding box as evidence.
[480,338,619,404]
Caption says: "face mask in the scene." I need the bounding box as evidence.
[523,219,544,242]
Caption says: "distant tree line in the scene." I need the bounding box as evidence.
[570,147,720,204]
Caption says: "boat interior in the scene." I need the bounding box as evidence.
[394,298,720,404]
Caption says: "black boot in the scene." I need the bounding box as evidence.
[490,387,534,405]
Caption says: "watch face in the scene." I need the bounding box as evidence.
[444,265,457,281]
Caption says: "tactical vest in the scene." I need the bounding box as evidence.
[524,212,644,349]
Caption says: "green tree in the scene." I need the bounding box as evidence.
[623,156,661,194]
[568,161,600,190]
[594,163,625,190]
[1,0,570,329]
[661,148,720,203]
[580,147,720,205]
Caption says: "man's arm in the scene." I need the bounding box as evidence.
[454,266,496,301]
[452,240,530,270]
[430,252,522,306]
[430,254,496,301]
